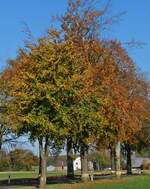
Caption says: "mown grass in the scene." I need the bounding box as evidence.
[14,175,150,189]
[0,170,112,181]
[0,170,66,181]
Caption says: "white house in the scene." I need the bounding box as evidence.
[73,157,81,171]
[47,165,55,171]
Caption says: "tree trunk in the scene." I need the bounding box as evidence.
[39,137,48,189]
[80,146,89,181]
[38,138,42,177]
[110,146,116,172]
[0,134,3,150]
[0,141,2,150]
[67,138,74,178]
[126,143,132,175]
[115,141,121,178]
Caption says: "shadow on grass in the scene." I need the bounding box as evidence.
[0,176,81,188]
[0,173,124,188]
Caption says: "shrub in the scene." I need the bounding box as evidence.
[141,160,150,170]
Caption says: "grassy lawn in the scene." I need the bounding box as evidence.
[0,170,66,181]
[0,169,112,181]
[9,175,150,189]
[0,171,37,180]
[0,171,150,189]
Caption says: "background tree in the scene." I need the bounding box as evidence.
[9,149,38,171]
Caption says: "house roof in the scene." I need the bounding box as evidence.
[132,157,150,168]
[47,155,67,167]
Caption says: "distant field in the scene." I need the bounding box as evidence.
[15,176,150,189]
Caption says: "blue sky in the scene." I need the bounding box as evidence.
[0,0,149,75]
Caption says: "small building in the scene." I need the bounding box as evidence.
[73,157,81,171]
[47,155,67,171]
[47,156,94,171]
[132,156,150,168]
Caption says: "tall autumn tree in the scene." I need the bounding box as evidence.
[1,36,104,186]
[124,73,150,174]
[79,37,150,177]
[59,0,115,179]
[98,41,149,176]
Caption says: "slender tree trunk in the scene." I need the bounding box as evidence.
[67,138,74,178]
[0,134,3,150]
[38,138,42,177]
[126,143,132,175]
[80,146,89,181]
[0,141,2,150]
[115,141,121,178]
[110,146,116,172]
[39,137,48,189]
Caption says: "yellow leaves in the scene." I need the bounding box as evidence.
[48,29,60,39]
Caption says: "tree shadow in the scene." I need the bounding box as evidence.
[0,176,80,188]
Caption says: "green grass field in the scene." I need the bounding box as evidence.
[0,170,111,181]
[0,170,66,181]
[3,175,150,189]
